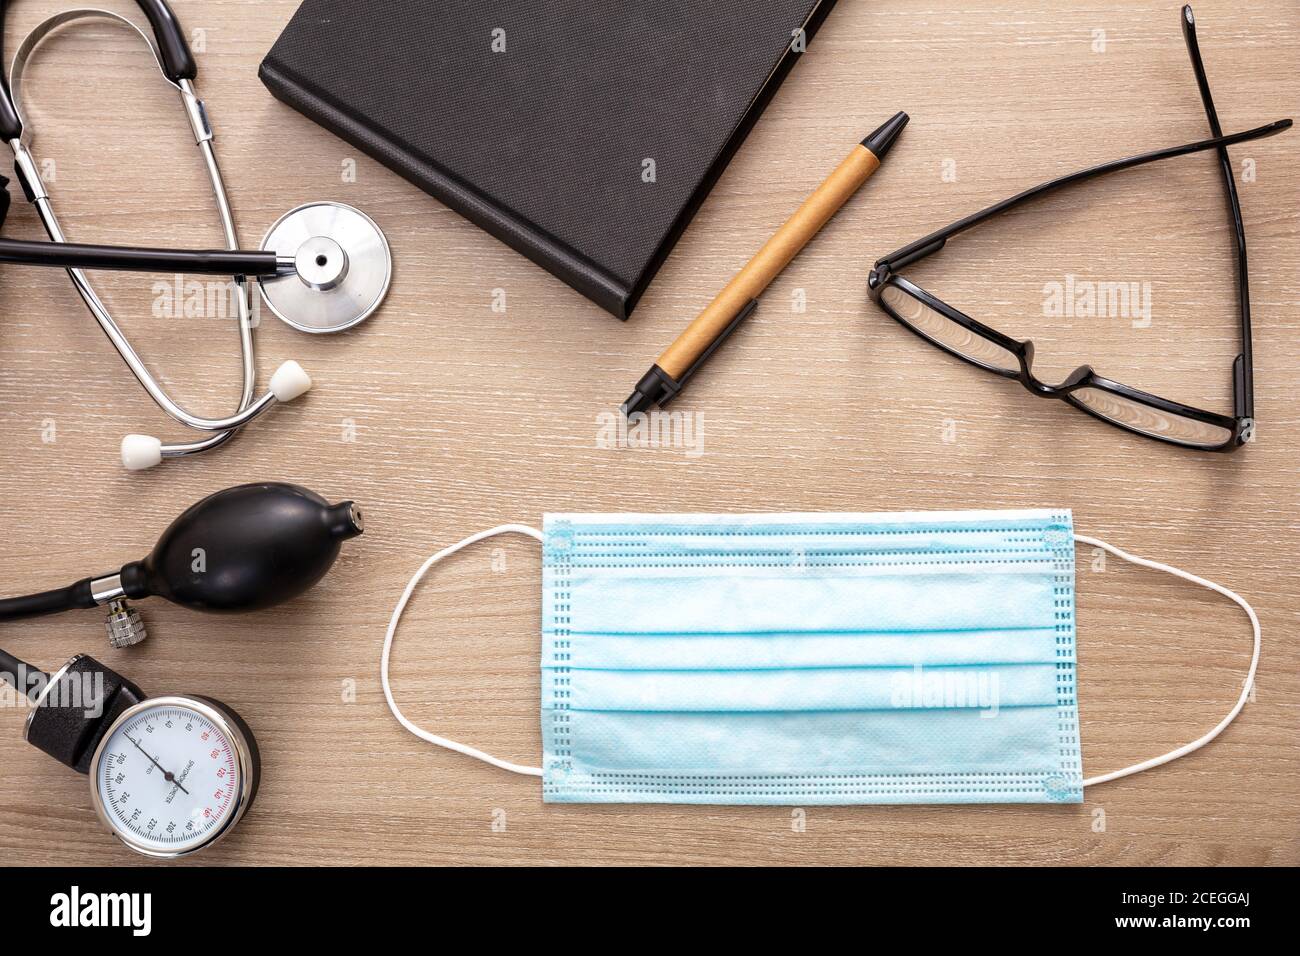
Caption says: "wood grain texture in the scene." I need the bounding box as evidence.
[0,0,1296,867]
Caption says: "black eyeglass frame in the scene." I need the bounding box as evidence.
[868,5,1292,452]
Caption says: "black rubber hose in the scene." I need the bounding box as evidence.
[0,238,281,276]
[0,0,23,142]
[135,0,197,82]
[0,579,97,621]
[0,646,48,702]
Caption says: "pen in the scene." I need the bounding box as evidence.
[621,111,909,417]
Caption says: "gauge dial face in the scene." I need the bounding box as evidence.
[93,699,247,856]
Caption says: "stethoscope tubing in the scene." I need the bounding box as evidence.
[0,237,283,275]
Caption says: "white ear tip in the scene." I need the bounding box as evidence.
[270,360,312,402]
[121,435,163,471]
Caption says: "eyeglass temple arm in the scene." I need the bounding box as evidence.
[873,119,1290,276]
[1181,4,1252,423]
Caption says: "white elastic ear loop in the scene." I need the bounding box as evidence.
[1075,533,1260,788]
[381,525,545,777]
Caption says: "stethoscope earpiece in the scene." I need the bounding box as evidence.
[119,362,312,471]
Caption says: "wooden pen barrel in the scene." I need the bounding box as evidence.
[657,143,881,380]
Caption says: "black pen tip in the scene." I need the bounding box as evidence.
[621,390,654,418]
[862,111,909,161]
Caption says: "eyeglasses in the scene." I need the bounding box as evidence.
[868,5,1291,452]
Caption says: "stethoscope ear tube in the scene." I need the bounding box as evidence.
[0,89,20,141]
[134,0,196,82]
[0,2,195,136]
[0,3,23,141]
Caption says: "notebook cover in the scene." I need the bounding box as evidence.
[259,0,838,319]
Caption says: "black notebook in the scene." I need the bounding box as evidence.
[260,0,838,319]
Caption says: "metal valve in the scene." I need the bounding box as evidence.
[105,599,147,649]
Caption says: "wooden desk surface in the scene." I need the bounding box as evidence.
[1,0,1296,867]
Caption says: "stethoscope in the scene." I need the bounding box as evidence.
[0,0,393,470]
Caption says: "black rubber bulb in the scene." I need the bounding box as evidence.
[118,483,363,613]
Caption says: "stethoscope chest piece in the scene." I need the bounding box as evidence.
[259,201,392,334]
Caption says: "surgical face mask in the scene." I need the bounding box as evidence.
[381,510,1258,805]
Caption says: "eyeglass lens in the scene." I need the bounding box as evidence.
[1067,387,1232,446]
[880,283,1020,374]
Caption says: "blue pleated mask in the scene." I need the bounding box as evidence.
[382,509,1259,806]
